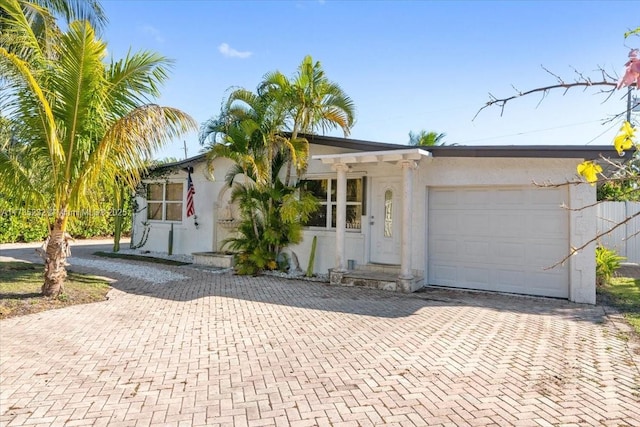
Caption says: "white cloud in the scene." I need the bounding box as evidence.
[218,43,252,59]
[141,25,164,43]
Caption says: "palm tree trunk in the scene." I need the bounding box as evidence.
[42,218,68,297]
[113,184,124,252]
[284,158,293,187]
[284,128,300,187]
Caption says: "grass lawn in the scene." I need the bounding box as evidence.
[599,275,640,335]
[0,261,111,320]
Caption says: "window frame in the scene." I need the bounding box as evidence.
[301,176,364,230]
[146,181,184,223]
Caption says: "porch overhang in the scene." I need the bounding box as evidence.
[314,148,429,293]
[312,148,432,165]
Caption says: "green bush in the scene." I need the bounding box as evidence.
[596,246,626,286]
[0,197,132,243]
[223,179,318,275]
[0,209,48,243]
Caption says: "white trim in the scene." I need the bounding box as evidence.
[146,181,184,223]
[312,148,432,165]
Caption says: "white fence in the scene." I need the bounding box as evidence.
[596,201,640,264]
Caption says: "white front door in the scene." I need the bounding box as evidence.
[370,177,402,264]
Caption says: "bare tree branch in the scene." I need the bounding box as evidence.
[561,189,640,212]
[545,209,640,270]
[599,66,618,82]
[474,55,640,273]
[624,227,640,242]
[561,200,609,212]
[532,174,635,189]
[473,78,629,121]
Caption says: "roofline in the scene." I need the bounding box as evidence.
[148,134,408,172]
[303,134,410,151]
[150,153,207,173]
[425,145,633,160]
[148,134,631,173]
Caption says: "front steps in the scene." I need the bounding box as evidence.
[329,264,424,293]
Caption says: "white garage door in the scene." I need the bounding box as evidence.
[428,187,569,298]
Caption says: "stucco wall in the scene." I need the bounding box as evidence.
[300,155,595,303]
[132,158,236,255]
[133,147,597,303]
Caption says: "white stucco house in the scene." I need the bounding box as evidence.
[131,135,624,304]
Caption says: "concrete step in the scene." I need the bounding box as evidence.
[342,270,399,291]
[353,263,423,278]
[353,263,401,275]
[192,252,235,268]
[330,267,424,293]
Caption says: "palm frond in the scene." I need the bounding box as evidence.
[75,105,196,207]
[224,163,245,187]
[38,0,107,31]
[0,45,62,161]
[106,50,172,113]
[52,21,107,190]
[0,0,50,60]
[0,147,50,212]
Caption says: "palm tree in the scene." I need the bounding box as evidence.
[0,1,196,296]
[259,55,356,184]
[261,55,355,136]
[409,130,446,147]
[202,56,356,187]
[199,56,355,274]
[200,87,280,186]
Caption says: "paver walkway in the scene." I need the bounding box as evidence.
[1,243,639,426]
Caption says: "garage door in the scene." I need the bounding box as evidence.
[428,187,569,298]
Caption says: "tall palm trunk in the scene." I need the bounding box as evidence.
[113,184,125,252]
[42,216,68,297]
[284,128,299,186]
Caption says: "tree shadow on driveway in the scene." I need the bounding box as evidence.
[1,243,609,324]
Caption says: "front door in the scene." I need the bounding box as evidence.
[370,177,401,264]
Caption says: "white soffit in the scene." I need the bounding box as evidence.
[312,148,432,165]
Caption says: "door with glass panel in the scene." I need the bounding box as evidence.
[370,177,401,264]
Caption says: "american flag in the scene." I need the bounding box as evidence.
[186,171,195,218]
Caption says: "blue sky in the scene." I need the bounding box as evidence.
[101,0,639,161]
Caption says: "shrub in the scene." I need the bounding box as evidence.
[222,179,317,276]
[596,246,626,286]
[0,194,132,243]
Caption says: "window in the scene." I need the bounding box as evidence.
[301,178,363,229]
[384,190,393,237]
[147,182,183,222]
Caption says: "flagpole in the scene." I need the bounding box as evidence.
[186,166,198,228]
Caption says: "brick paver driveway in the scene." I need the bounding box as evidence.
[1,243,639,426]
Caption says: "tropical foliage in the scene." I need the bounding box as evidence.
[595,246,625,286]
[201,55,355,274]
[224,168,318,275]
[408,130,446,147]
[0,0,196,296]
[0,191,133,243]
